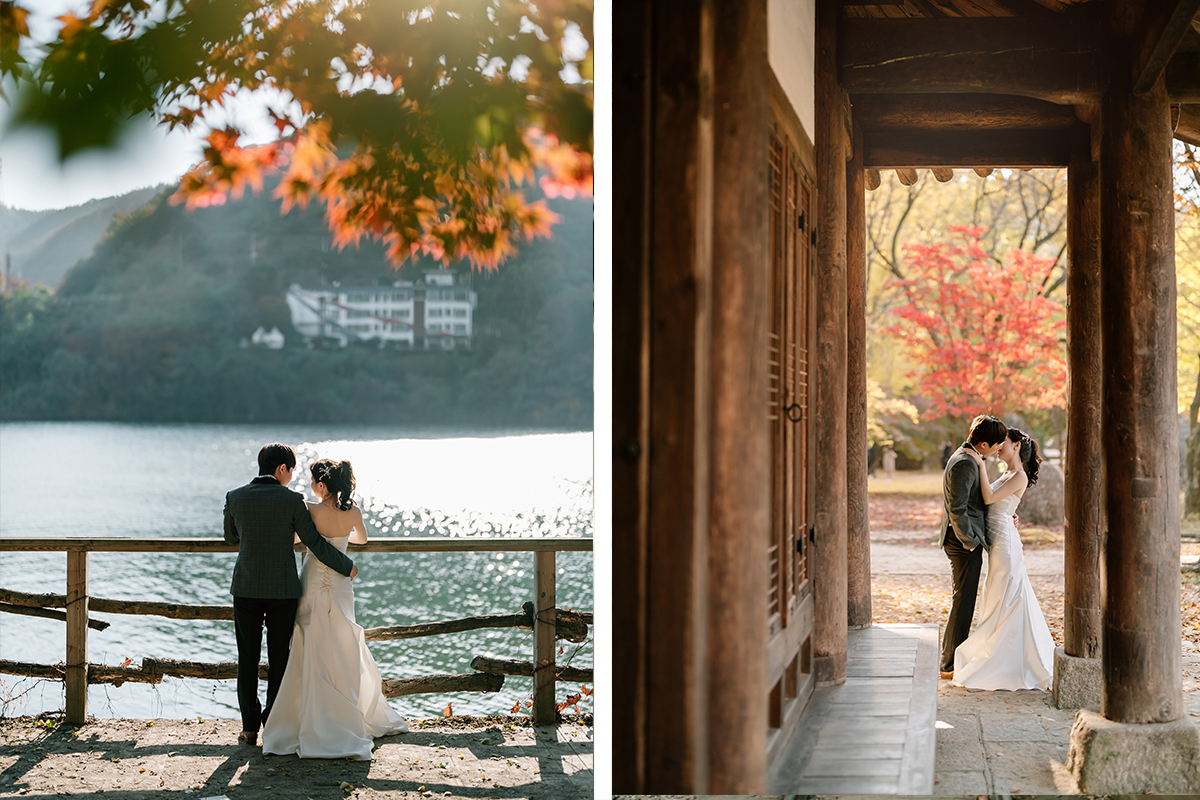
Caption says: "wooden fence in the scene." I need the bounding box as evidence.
[0,537,592,726]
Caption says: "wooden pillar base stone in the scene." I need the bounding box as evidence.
[1066,708,1200,793]
[1051,646,1100,709]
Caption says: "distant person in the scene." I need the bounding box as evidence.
[881,444,897,481]
[952,427,1053,690]
[262,458,408,759]
[941,440,953,469]
[224,444,358,748]
[868,441,880,478]
[937,415,1006,680]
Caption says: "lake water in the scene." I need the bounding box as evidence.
[0,423,593,721]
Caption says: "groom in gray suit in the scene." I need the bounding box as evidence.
[224,443,357,746]
[938,415,1007,679]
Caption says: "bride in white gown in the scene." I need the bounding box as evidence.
[262,459,408,759]
[953,428,1055,691]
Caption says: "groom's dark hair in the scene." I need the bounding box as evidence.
[258,443,297,475]
[967,415,1007,447]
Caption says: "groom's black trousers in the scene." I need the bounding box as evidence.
[941,532,984,673]
[233,596,298,732]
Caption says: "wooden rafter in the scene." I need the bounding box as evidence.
[862,128,1071,167]
[1178,105,1200,146]
[1131,0,1200,94]
[1167,53,1200,101]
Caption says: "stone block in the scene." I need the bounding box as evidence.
[1017,461,1063,526]
[1066,707,1200,794]
[1052,647,1101,709]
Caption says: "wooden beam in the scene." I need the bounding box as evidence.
[64,551,87,727]
[895,168,919,185]
[1131,0,1200,94]
[706,0,770,790]
[812,0,849,688]
[851,93,1079,131]
[1178,105,1200,146]
[532,550,557,724]
[1064,121,1103,663]
[862,129,1071,167]
[1099,46,1183,727]
[840,16,1104,104]
[612,0,651,789]
[846,118,871,632]
[1167,52,1200,101]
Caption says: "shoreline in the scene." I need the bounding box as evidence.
[0,713,593,799]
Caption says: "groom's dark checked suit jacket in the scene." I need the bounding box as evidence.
[223,475,354,597]
[939,443,989,551]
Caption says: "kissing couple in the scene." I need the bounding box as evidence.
[223,443,408,759]
[938,415,1056,691]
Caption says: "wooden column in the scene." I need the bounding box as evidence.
[1099,47,1182,724]
[812,0,849,685]
[613,0,652,788]
[1064,119,1103,659]
[643,0,714,789]
[65,550,88,726]
[846,117,871,631]
[532,551,557,725]
[706,0,769,791]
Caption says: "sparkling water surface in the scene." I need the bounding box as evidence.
[0,423,593,720]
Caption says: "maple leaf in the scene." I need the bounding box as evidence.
[442,702,452,717]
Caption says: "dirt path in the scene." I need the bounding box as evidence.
[0,715,592,799]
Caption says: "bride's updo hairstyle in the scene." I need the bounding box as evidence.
[1007,428,1042,486]
[311,459,356,511]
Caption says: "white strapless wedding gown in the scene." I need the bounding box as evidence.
[262,535,408,759]
[952,487,1055,690]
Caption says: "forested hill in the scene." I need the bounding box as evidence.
[0,186,166,288]
[0,180,593,428]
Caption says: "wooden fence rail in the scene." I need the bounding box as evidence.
[0,536,593,725]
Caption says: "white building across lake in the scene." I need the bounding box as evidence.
[286,271,477,350]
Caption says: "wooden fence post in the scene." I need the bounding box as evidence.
[65,550,88,726]
[533,550,557,725]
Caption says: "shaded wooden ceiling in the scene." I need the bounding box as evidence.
[838,0,1200,187]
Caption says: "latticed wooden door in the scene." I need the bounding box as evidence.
[766,126,814,758]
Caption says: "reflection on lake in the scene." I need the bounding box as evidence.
[0,423,593,720]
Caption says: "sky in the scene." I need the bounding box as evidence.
[0,1,596,213]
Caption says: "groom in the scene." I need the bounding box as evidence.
[223,443,358,746]
[938,415,1007,679]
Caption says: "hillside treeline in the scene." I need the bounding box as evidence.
[0,184,593,428]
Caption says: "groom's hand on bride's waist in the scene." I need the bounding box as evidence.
[350,564,358,581]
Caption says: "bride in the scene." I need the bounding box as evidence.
[953,428,1055,691]
[262,459,409,759]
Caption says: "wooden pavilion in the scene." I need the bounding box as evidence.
[613,0,1200,793]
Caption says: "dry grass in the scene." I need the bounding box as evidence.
[867,471,944,496]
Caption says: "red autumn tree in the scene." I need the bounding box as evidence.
[882,225,1067,420]
[1,0,592,271]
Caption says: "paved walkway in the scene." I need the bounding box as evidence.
[768,624,938,795]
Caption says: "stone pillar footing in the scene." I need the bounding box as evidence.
[1066,708,1200,794]
[1052,646,1100,709]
